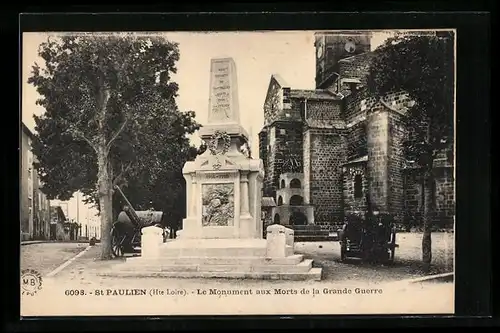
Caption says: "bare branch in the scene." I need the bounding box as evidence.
[106,117,128,155]
[69,128,98,154]
[112,161,133,187]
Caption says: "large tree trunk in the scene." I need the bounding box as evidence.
[97,148,113,260]
[421,168,434,272]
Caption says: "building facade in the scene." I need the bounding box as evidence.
[21,123,51,241]
[50,205,69,241]
[259,31,455,231]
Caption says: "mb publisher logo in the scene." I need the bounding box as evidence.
[21,269,43,296]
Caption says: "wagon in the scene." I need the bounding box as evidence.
[338,212,398,264]
[110,185,164,257]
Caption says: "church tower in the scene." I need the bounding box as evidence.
[315,31,372,89]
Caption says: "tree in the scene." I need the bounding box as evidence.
[29,34,200,259]
[367,31,454,271]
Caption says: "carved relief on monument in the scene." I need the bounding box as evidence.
[201,184,235,227]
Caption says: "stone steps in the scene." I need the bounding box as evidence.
[158,246,295,258]
[101,267,322,281]
[121,254,305,266]
[103,234,322,281]
[113,259,314,274]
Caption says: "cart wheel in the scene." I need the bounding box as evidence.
[387,229,396,264]
[340,242,347,262]
[389,248,395,262]
[111,226,125,258]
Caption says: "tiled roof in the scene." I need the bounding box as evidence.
[290,89,342,100]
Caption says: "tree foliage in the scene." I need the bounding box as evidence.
[28,34,201,258]
[367,31,455,270]
[368,31,454,167]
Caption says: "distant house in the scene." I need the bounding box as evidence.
[20,123,51,241]
[50,205,74,241]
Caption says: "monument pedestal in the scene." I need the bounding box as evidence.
[106,228,321,281]
[102,57,322,281]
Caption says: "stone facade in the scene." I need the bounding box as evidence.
[258,32,455,230]
[21,123,51,241]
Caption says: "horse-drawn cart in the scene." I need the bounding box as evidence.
[110,185,164,257]
[338,211,399,264]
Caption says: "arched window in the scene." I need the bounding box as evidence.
[289,195,303,206]
[290,178,301,188]
[280,179,286,189]
[354,174,363,199]
[273,214,281,224]
[277,196,283,206]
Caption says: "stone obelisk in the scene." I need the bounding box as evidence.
[103,57,321,281]
[181,58,264,239]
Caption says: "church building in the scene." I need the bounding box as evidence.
[258,31,455,232]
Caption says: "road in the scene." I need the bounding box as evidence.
[21,242,88,277]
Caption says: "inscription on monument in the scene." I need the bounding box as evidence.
[204,173,233,179]
[210,60,232,122]
[202,184,235,227]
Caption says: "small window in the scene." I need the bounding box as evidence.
[277,196,283,206]
[280,179,286,189]
[290,179,301,189]
[354,174,363,199]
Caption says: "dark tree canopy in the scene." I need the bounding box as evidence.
[29,34,201,228]
[367,31,455,168]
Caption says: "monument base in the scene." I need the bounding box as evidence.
[100,238,322,281]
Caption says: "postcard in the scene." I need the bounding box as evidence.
[21,29,455,316]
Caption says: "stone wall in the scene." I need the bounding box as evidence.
[434,166,455,226]
[305,99,343,128]
[338,52,375,87]
[366,108,389,212]
[387,111,406,222]
[305,129,346,227]
[365,90,413,216]
[346,121,367,161]
[403,166,455,228]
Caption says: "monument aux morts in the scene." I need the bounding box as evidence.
[103,58,322,281]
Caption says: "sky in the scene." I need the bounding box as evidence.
[21,30,392,218]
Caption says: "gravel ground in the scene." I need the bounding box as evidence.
[21,242,88,276]
[22,233,454,316]
[50,232,454,286]
[295,232,454,283]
